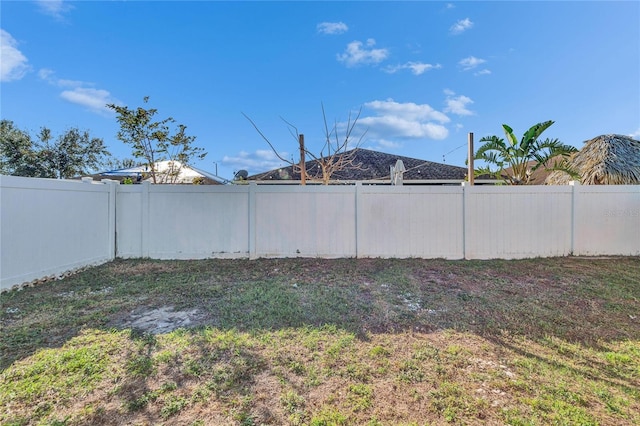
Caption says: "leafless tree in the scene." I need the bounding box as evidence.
[243,105,367,185]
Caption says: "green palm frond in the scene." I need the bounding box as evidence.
[521,120,555,151]
[474,121,576,185]
[502,124,518,147]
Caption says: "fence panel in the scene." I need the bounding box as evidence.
[115,186,144,258]
[464,185,573,259]
[0,176,115,291]
[573,185,640,255]
[357,186,464,259]
[253,185,356,258]
[147,185,250,259]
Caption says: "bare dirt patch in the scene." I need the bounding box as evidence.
[116,306,207,334]
[106,260,181,276]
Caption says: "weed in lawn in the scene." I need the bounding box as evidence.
[280,389,308,424]
[326,333,356,359]
[397,359,426,383]
[429,381,484,422]
[161,394,188,419]
[347,383,373,412]
[305,365,322,387]
[125,354,156,377]
[281,390,306,413]
[369,345,391,358]
[525,393,598,425]
[309,406,349,426]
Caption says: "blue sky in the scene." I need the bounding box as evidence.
[2,1,639,179]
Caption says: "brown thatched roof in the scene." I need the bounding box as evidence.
[545,134,640,185]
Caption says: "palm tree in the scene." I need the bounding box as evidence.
[474,120,578,185]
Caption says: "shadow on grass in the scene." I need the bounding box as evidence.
[1,256,639,371]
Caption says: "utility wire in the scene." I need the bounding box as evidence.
[442,143,467,163]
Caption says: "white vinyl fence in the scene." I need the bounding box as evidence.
[1,176,639,291]
[1,175,116,291]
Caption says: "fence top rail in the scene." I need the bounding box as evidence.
[0,175,113,192]
[245,179,500,186]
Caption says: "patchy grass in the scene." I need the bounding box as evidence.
[1,257,639,425]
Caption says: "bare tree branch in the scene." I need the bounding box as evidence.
[242,112,293,165]
[244,105,368,184]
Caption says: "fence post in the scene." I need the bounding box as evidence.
[355,182,361,258]
[569,180,580,255]
[141,181,150,258]
[248,182,257,259]
[462,181,469,259]
[102,179,118,260]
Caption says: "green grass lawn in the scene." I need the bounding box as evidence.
[1,257,639,425]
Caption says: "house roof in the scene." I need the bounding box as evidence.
[247,148,469,183]
[501,159,564,185]
[545,134,640,185]
[98,161,228,185]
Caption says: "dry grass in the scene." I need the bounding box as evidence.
[1,257,639,425]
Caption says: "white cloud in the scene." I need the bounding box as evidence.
[337,39,389,67]
[474,69,492,76]
[459,55,486,71]
[365,99,450,123]
[450,18,473,35]
[383,62,442,75]
[630,129,640,139]
[221,149,289,174]
[38,68,54,81]
[317,21,348,35]
[38,68,84,87]
[35,0,73,20]
[444,90,474,116]
[1,30,30,82]
[446,3,456,9]
[60,87,115,115]
[39,68,118,114]
[358,99,450,141]
[374,139,402,149]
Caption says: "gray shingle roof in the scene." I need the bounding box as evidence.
[248,148,468,182]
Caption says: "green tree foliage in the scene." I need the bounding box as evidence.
[107,97,207,183]
[0,120,110,179]
[102,157,140,172]
[38,127,111,179]
[474,120,578,185]
[0,120,41,176]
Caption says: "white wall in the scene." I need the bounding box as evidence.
[2,177,639,290]
[1,176,116,291]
